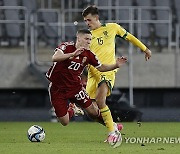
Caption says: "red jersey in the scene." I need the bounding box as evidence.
[46,42,101,91]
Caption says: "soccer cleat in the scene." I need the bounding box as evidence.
[104,123,123,143]
[114,122,123,132]
[107,131,122,148]
[69,103,84,116]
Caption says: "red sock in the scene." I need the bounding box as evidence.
[88,109,105,126]
[67,107,74,119]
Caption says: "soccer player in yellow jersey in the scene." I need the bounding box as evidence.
[82,5,152,146]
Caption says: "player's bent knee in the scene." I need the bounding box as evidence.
[58,117,69,126]
[59,121,69,126]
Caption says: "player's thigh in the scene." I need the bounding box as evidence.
[98,72,116,97]
[86,77,97,99]
[70,87,92,109]
[49,86,69,118]
[52,99,69,118]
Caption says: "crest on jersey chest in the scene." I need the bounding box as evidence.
[71,56,87,66]
[92,36,96,40]
[103,30,108,38]
[60,44,66,50]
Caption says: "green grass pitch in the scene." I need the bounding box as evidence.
[0,122,180,154]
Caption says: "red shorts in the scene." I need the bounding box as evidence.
[49,83,92,117]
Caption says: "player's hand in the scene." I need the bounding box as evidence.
[116,56,128,67]
[73,47,84,57]
[144,48,152,61]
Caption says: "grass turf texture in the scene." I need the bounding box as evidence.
[0,122,180,154]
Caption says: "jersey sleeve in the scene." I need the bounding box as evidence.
[54,43,67,53]
[88,50,102,68]
[114,23,147,51]
[113,23,128,39]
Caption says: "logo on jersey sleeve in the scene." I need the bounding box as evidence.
[59,44,66,51]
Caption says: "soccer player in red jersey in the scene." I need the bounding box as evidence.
[46,29,127,147]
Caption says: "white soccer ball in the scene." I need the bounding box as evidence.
[27,125,45,142]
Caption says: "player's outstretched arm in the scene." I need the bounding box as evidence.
[52,48,84,62]
[126,33,152,61]
[97,56,127,72]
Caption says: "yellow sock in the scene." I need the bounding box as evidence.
[100,105,114,133]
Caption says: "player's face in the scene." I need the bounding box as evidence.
[78,34,92,49]
[84,14,99,30]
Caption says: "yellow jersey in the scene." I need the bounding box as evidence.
[89,23,147,78]
[88,23,127,77]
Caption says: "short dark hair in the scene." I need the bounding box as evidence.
[77,29,91,35]
[82,5,99,17]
